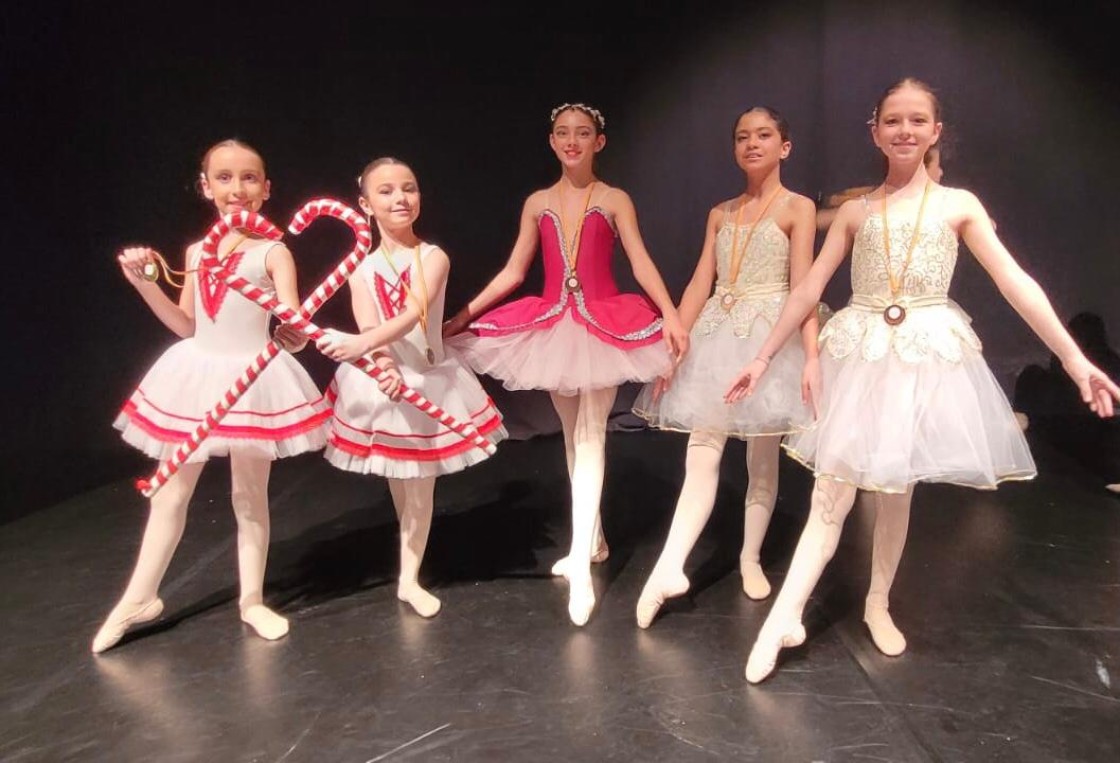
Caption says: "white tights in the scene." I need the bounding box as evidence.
[92,453,287,653]
[635,432,782,628]
[745,478,914,682]
[548,387,617,625]
[388,476,441,618]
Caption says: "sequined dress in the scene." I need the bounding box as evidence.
[114,239,330,462]
[448,206,672,395]
[783,188,1036,492]
[325,243,507,479]
[633,197,814,436]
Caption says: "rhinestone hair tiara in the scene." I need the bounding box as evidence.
[550,103,606,130]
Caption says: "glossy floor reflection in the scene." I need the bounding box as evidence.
[2,429,1118,761]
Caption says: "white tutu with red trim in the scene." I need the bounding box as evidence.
[325,354,507,479]
[114,339,330,463]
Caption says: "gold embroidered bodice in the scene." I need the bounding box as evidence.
[820,188,982,363]
[694,203,791,338]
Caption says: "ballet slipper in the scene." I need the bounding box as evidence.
[398,584,442,618]
[635,571,690,629]
[740,561,772,601]
[864,605,907,656]
[550,539,610,578]
[744,621,807,684]
[567,572,596,627]
[240,604,290,641]
[91,598,164,654]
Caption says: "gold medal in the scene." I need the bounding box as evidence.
[720,292,736,310]
[883,304,906,326]
[426,347,436,365]
[566,274,581,291]
[141,262,160,282]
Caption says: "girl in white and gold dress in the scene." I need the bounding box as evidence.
[725,79,1120,683]
[631,107,819,627]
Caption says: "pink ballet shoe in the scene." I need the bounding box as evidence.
[634,572,690,629]
[745,622,806,684]
[864,606,907,656]
[91,598,164,654]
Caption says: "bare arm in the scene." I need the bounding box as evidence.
[725,199,859,402]
[118,245,196,338]
[676,207,720,331]
[956,189,1120,415]
[609,189,689,359]
[443,193,542,335]
[787,195,820,359]
[318,249,452,362]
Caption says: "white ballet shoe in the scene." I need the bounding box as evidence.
[240,604,290,641]
[567,573,596,626]
[550,539,610,578]
[745,621,806,684]
[91,598,165,654]
[740,561,772,601]
[398,584,442,619]
[864,606,907,656]
[634,572,690,629]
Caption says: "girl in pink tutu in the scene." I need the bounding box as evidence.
[316,157,507,618]
[443,102,689,625]
[631,106,820,627]
[724,78,1120,683]
[95,139,329,653]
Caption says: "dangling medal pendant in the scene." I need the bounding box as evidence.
[425,347,436,365]
[880,179,932,327]
[142,262,160,282]
[720,292,736,311]
[558,181,596,294]
[883,304,906,326]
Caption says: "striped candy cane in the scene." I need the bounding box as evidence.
[136,200,373,496]
[199,211,497,456]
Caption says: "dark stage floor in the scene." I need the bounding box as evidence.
[2,428,1119,762]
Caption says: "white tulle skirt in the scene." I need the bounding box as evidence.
[325,354,507,480]
[447,312,673,396]
[114,338,330,463]
[633,317,812,437]
[784,342,1036,493]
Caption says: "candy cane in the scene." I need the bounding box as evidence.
[136,201,372,496]
[200,211,497,453]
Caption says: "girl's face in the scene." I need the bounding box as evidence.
[360,163,420,230]
[733,110,790,174]
[549,110,605,170]
[871,86,942,167]
[200,145,269,215]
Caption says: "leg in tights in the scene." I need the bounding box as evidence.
[92,462,204,653]
[389,476,441,617]
[549,391,609,577]
[740,435,782,600]
[864,486,914,656]
[230,453,288,640]
[745,477,858,683]
[635,430,727,628]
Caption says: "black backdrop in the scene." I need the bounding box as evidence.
[4,0,1118,521]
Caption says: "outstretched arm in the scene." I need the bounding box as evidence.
[610,190,689,360]
[725,199,858,403]
[443,194,542,336]
[957,189,1119,416]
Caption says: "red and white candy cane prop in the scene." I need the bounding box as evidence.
[196,211,498,457]
[136,200,372,497]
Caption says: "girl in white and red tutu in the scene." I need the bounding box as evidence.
[443,102,689,625]
[316,157,507,618]
[631,106,820,627]
[724,78,1120,683]
[95,139,328,653]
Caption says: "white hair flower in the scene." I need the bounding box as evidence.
[550,103,606,130]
